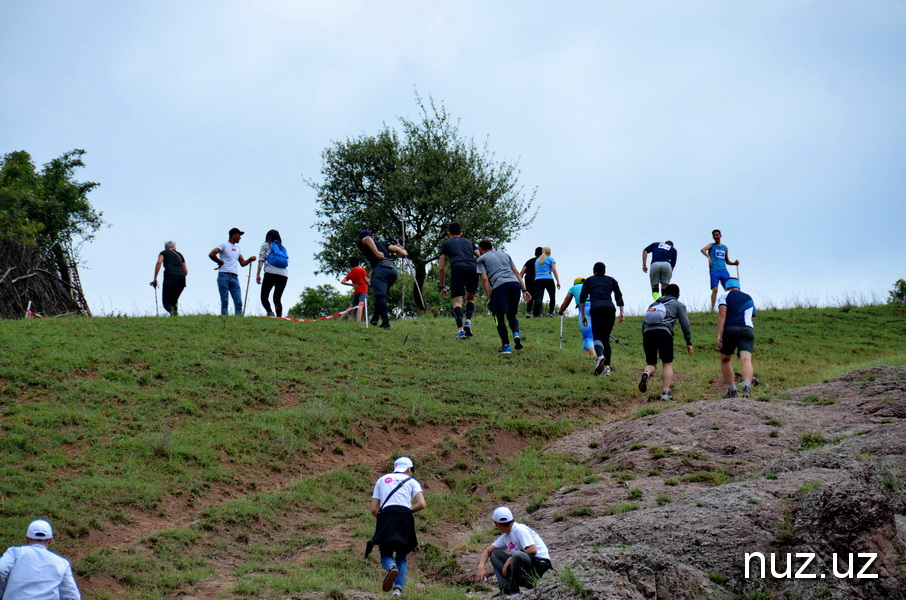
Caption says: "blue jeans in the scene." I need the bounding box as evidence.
[380,549,408,590]
[217,272,243,315]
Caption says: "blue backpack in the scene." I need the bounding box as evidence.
[266,240,289,268]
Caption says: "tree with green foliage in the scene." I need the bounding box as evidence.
[307,94,536,310]
[0,149,103,317]
[288,285,350,319]
[889,279,906,303]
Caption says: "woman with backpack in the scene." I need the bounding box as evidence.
[256,229,289,317]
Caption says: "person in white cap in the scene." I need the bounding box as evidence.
[365,456,426,597]
[474,506,552,597]
[0,519,81,600]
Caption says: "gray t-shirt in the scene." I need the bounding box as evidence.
[440,237,478,269]
[476,250,518,289]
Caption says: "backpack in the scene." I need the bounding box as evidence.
[266,240,289,268]
[644,298,674,326]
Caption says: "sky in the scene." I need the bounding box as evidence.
[2,0,905,316]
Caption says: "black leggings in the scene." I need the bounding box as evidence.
[533,279,556,316]
[261,273,288,317]
[162,281,185,316]
[590,306,616,364]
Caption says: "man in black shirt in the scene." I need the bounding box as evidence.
[519,247,542,318]
[438,223,480,340]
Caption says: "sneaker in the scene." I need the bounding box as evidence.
[463,320,473,337]
[661,390,674,402]
[594,356,606,376]
[525,313,532,319]
[513,334,523,350]
[391,587,402,597]
[455,330,467,340]
[383,565,399,592]
[638,371,650,393]
[603,365,612,376]
[740,382,752,398]
[380,322,391,330]
[499,345,513,354]
[726,387,738,398]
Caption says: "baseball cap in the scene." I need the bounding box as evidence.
[492,506,513,524]
[393,456,414,472]
[725,278,740,289]
[228,227,245,236]
[26,520,53,540]
[573,277,585,285]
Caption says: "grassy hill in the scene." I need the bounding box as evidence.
[1,303,904,599]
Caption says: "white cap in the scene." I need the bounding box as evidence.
[492,506,514,524]
[393,456,414,472]
[26,520,53,540]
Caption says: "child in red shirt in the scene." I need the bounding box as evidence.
[341,257,370,322]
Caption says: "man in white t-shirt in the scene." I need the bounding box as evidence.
[475,506,552,596]
[0,519,81,600]
[208,227,256,316]
[366,456,426,597]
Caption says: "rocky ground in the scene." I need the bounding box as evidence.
[495,365,906,600]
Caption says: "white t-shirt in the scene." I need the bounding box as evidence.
[372,472,423,510]
[493,522,550,560]
[216,241,241,274]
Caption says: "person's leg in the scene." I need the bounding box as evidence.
[599,307,616,366]
[721,354,735,385]
[228,275,243,315]
[640,331,658,391]
[170,284,185,316]
[662,362,674,391]
[489,548,514,591]
[217,272,230,316]
[740,351,754,384]
[272,274,288,317]
[505,284,521,342]
[161,283,176,315]
[393,551,408,590]
[507,550,533,591]
[494,313,510,346]
[544,280,556,316]
[452,296,464,329]
[260,273,275,316]
[465,294,476,322]
[532,281,543,317]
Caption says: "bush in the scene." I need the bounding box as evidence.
[888,279,906,303]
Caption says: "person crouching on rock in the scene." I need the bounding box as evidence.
[475,506,552,596]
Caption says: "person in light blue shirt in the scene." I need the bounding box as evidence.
[700,229,739,312]
[716,278,756,398]
[531,246,560,318]
[558,277,595,357]
[0,519,81,600]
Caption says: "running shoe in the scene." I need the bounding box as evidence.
[463,320,473,337]
[661,390,674,402]
[638,371,650,393]
[740,382,752,398]
[391,588,402,597]
[513,334,523,350]
[594,356,606,376]
[383,565,399,592]
[603,365,612,376]
[499,345,513,354]
[455,330,467,340]
[726,387,738,398]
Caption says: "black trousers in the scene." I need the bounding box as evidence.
[533,279,556,316]
[590,306,616,363]
[261,273,288,317]
[161,279,185,315]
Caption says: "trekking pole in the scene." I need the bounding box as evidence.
[364,297,369,328]
[150,282,159,316]
[610,334,629,350]
[735,264,740,280]
[559,314,564,350]
[242,263,252,316]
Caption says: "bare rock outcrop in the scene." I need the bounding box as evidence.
[514,366,906,599]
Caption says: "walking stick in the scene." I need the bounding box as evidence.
[150,282,159,316]
[735,264,740,280]
[610,334,629,350]
[559,314,564,350]
[242,263,252,316]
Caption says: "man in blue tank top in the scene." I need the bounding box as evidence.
[700,229,739,312]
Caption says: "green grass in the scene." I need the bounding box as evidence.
[0,302,903,598]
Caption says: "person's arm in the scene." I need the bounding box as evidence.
[438,254,447,299]
[677,303,693,353]
[256,247,265,284]
[480,273,491,302]
[558,293,574,315]
[371,498,381,518]
[642,249,649,272]
[388,244,407,258]
[340,274,353,287]
[411,492,426,513]
[209,247,224,269]
[552,263,560,289]
[670,248,677,270]
[613,279,625,323]
[239,254,256,268]
[152,254,164,286]
[522,544,538,556]
[700,243,712,266]
[475,545,496,583]
[58,563,80,600]
[716,305,727,349]
[0,547,17,596]
[512,266,531,302]
[361,236,383,260]
[726,248,739,266]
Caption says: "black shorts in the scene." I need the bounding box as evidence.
[450,266,478,298]
[721,325,755,356]
[643,329,674,365]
